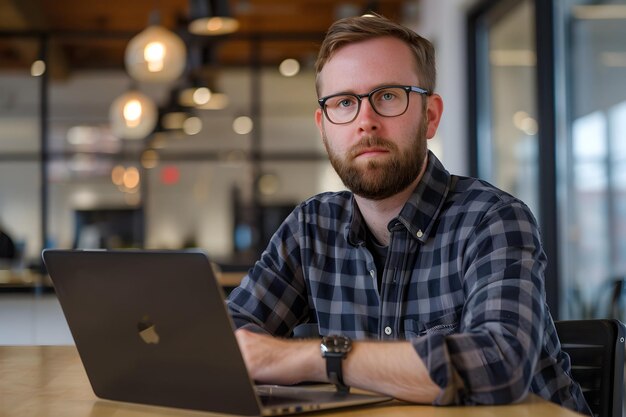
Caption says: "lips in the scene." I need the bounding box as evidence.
[355,147,389,157]
[347,136,396,160]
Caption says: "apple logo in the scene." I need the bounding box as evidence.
[137,315,160,344]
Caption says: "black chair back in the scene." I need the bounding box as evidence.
[555,319,626,417]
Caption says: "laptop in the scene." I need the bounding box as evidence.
[42,249,391,416]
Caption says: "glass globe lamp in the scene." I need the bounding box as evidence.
[125,25,187,83]
[109,90,158,140]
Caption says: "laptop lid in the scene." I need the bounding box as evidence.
[42,249,390,416]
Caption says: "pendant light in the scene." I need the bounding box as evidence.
[188,0,239,36]
[109,90,158,140]
[179,75,229,110]
[125,10,187,83]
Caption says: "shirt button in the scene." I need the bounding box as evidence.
[369,270,375,278]
[384,326,392,335]
[416,229,424,238]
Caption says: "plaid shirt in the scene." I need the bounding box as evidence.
[227,152,590,413]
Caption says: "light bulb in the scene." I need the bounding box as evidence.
[123,99,143,127]
[233,116,253,135]
[183,116,202,135]
[31,60,46,76]
[279,59,300,77]
[193,87,211,105]
[123,167,140,189]
[111,165,126,185]
[144,41,166,72]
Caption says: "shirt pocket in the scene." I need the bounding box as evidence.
[404,308,461,339]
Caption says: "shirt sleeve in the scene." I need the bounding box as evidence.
[411,198,548,405]
[227,206,310,336]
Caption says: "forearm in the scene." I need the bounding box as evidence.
[344,340,440,403]
[236,329,326,385]
[236,330,440,403]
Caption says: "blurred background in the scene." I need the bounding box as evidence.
[1,0,626,343]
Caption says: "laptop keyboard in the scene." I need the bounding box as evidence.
[256,384,345,407]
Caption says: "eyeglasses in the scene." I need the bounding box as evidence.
[318,85,429,125]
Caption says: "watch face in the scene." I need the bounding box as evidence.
[321,335,352,355]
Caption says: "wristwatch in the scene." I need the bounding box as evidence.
[320,335,352,392]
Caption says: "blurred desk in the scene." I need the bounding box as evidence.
[0,269,244,292]
[218,271,246,288]
[0,346,585,417]
[0,269,50,291]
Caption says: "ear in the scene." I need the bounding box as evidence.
[425,94,444,140]
[315,108,324,134]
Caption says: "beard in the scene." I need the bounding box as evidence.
[322,116,429,200]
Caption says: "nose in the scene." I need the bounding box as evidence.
[356,98,380,133]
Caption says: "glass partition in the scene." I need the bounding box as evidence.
[559,0,626,319]
[474,0,539,217]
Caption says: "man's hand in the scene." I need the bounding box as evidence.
[234,329,325,385]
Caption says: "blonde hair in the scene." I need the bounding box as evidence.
[315,13,436,95]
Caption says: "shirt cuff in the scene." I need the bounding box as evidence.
[411,334,466,405]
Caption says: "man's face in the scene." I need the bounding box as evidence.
[315,36,441,200]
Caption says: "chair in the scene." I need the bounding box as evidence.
[555,319,626,417]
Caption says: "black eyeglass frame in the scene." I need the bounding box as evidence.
[317,85,430,125]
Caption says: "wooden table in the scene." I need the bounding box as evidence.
[0,346,585,417]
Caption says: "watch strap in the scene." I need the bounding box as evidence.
[326,354,349,392]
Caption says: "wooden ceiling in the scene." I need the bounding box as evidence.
[0,0,411,78]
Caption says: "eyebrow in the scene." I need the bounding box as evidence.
[322,83,411,97]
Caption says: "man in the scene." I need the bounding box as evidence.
[227,14,590,414]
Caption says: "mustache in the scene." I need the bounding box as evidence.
[347,136,397,159]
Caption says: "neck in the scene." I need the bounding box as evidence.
[354,154,429,246]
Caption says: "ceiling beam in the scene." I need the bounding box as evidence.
[0,0,70,79]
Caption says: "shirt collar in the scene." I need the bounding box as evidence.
[347,151,452,246]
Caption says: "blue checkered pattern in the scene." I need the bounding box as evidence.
[227,152,590,414]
